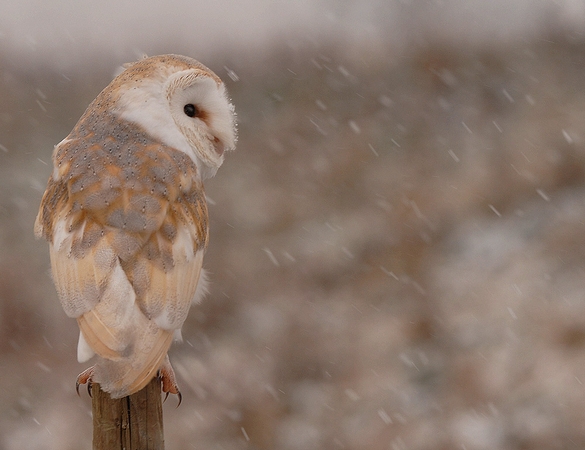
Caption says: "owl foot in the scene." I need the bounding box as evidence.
[159,356,182,407]
[76,366,95,397]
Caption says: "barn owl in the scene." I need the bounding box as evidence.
[34,54,236,399]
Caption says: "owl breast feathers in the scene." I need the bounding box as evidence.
[35,54,236,398]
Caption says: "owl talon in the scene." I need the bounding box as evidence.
[159,356,182,407]
[76,366,95,397]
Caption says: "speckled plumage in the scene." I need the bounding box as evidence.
[35,54,236,398]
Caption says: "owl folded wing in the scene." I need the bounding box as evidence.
[34,142,208,396]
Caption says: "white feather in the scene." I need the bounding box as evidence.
[51,138,72,181]
[173,225,195,261]
[117,76,191,161]
[77,330,95,362]
[153,250,205,331]
[192,268,209,304]
[101,262,138,329]
[52,217,74,254]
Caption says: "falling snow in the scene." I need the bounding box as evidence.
[3,3,585,450]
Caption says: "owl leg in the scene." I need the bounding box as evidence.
[159,355,182,406]
[76,366,95,397]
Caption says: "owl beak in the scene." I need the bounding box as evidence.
[213,137,225,156]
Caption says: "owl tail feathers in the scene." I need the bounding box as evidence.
[89,327,174,399]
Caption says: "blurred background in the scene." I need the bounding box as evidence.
[3,1,585,449]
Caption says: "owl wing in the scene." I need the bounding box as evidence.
[35,134,208,397]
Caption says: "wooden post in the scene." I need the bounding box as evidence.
[91,376,164,450]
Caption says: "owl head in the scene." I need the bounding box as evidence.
[95,54,237,179]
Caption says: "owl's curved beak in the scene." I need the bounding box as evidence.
[213,137,225,156]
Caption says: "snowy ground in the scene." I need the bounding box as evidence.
[3,34,585,449]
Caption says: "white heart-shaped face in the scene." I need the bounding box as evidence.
[114,55,237,179]
[165,70,237,178]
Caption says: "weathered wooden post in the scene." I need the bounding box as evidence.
[91,377,164,450]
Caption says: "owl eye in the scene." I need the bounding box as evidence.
[183,104,199,118]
